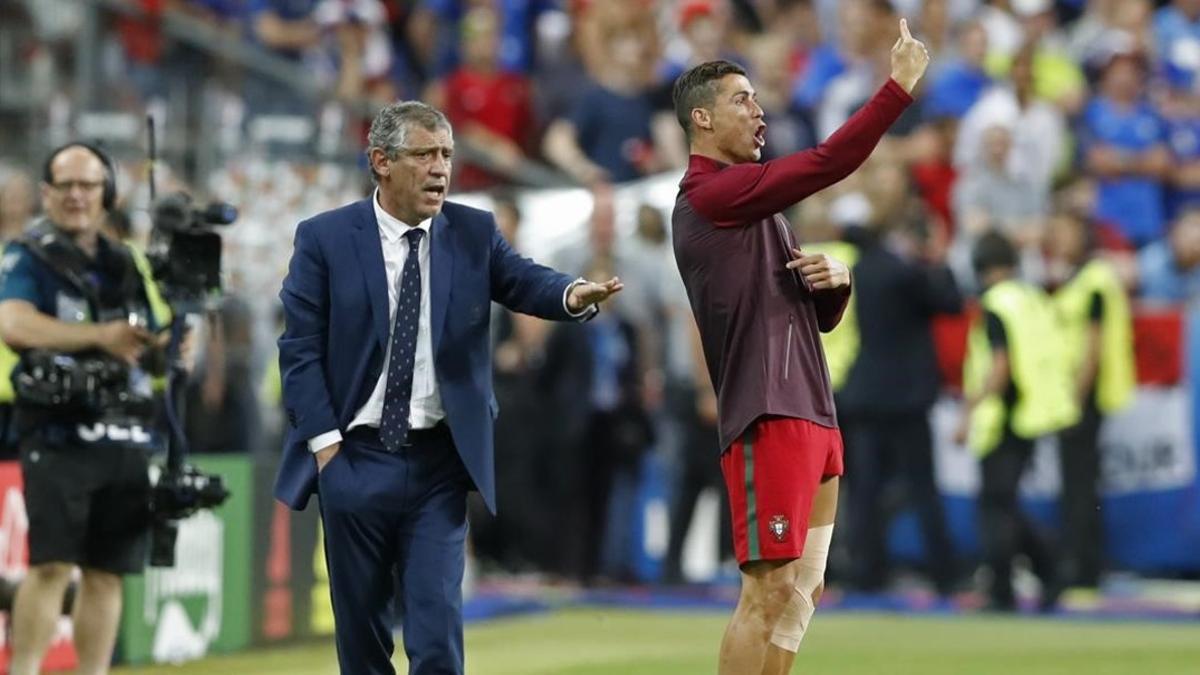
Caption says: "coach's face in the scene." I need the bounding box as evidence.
[708,74,765,164]
[42,146,107,235]
[375,124,453,224]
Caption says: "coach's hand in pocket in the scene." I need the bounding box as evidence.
[316,442,341,473]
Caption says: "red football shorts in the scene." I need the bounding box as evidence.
[720,415,844,565]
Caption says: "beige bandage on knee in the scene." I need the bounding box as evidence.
[769,524,834,653]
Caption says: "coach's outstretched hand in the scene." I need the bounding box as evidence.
[890,18,930,94]
[567,276,624,312]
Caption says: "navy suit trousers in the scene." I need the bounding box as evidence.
[317,424,469,675]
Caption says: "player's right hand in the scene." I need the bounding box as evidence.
[890,18,930,94]
[96,320,154,365]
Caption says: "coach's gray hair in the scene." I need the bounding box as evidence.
[366,101,452,183]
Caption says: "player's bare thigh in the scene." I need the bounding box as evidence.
[739,476,839,587]
[810,475,839,527]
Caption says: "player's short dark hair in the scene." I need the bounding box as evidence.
[672,60,748,139]
[972,230,1019,278]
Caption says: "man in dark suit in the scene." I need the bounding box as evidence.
[274,101,621,675]
[838,210,962,597]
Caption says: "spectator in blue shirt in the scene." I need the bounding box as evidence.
[543,17,664,184]
[418,0,556,77]
[791,0,878,112]
[1162,64,1200,219]
[924,20,991,120]
[1155,0,1200,84]
[248,0,321,60]
[244,0,323,115]
[1138,208,1200,302]
[1080,52,1172,248]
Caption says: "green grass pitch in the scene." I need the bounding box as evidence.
[113,608,1200,674]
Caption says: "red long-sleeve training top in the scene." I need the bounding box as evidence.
[672,78,914,451]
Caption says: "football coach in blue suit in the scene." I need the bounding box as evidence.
[274,101,622,675]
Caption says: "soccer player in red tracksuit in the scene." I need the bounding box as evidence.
[670,20,930,675]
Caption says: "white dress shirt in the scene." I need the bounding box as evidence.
[308,192,596,453]
[307,191,443,452]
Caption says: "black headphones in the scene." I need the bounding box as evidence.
[42,141,117,211]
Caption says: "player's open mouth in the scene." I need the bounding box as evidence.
[753,125,766,148]
[423,185,446,197]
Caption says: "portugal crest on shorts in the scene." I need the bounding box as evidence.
[768,515,790,542]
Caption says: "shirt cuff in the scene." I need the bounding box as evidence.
[307,429,343,454]
[563,278,599,321]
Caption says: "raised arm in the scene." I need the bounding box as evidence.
[685,19,928,226]
[686,81,912,226]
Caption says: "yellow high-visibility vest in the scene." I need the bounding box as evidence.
[261,353,282,408]
[0,243,16,403]
[127,244,172,330]
[1051,259,1135,414]
[805,241,859,392]
[963,279,1079,455]
[125,243,174,392]
[0,337,14,404]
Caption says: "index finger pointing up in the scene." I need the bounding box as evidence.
[900,17,911,41]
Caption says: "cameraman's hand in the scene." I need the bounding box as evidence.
[315,442,341,473]
[96,321,154,365]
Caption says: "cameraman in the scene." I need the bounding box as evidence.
[0,144,170,675]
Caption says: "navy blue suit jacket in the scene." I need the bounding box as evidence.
[274,198,582,513]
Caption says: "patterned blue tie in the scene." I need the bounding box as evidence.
[380,228,425,451]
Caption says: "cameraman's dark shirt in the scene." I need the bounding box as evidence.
[0,234,161,449]
[0,237,133,321]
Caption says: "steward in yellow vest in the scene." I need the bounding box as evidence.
[1045,212,1136,589]
[961,270,1078,455]
[958,231,1074,611]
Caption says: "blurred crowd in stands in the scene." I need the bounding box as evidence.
[2,0,1200,594]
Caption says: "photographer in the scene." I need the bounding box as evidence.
[0,143,171,675]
